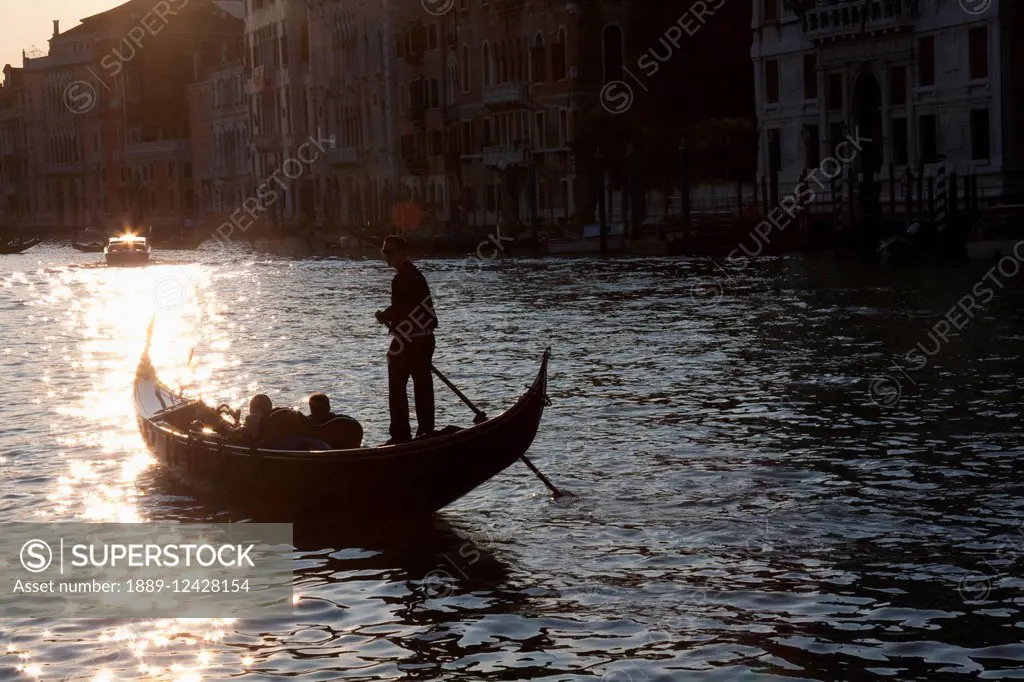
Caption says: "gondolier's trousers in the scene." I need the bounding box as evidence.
[388,335,435,439]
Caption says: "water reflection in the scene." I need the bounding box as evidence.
[1,248,1024,679]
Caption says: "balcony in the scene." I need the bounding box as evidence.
[483,82,527,110]
[325,147,362,167]
[482,145,527,169]
[250,64,276,92]
[801,0,919,41]
[124,140,190,158]
[442,103,460,121]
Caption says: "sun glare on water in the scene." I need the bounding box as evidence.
[17,262,250,681]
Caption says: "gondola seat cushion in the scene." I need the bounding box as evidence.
[313,416,364,449]
[257,407,314,444]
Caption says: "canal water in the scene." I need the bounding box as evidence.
[1,242,1022,680]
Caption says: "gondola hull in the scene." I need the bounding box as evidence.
[134,346,550,520]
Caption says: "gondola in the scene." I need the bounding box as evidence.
[0,238,43,254]
[133,330,551,521]
[71,241,105,253]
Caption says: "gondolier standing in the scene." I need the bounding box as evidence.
[375,235,438,444]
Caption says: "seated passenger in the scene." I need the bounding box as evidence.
[307,393,363,449]
[307,393,337,425]
[226,394,273,444]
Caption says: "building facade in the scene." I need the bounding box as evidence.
[21,0,244,233]
[0,65,29,228]
[188,31,248,229]
[306,0,400,232]
[244,0,315,231]
[752,0,1023,202]
[390,0,581,235]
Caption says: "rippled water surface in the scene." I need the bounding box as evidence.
[1,242,1023,681]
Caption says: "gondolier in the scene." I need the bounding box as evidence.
[375,235,437,445]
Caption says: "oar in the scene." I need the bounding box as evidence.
[429,363,566,499]
[377,317,567,498]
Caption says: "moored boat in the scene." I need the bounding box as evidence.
[134,333,551,520]
[105,234,151,266]
[966,204,1024,260]
[72,227,108,252]
[0,237,43,254]
[546,223,626,255]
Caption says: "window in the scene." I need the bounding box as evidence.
[559,108,568,146]
[919,114,937,163]
[535,111,545,147]
[602,26,622,83]
[826,73,843,111]
[409,79,424,110]
[552,29,567,80]
[764,0,778,22]
[280,34,288,67]
[767,129,781,172]
[462,46,470,92]
[803,54,817,100]
[891,118,908,166]
[970,109,990,160]
[483,43,491,86]
[533,34,547,83]
[483,118,492,146]
[890,66,907,106]
[969,27,988,80]
[765,59,780,104]
[829,122,844,149]
[918,36,935,86]
[430,79,439,107]
[428,24,438,50]
[431,131,443,157]
[804,124,819,168]
[462,121,473,152]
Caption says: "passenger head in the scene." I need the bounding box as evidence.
[381,235,407,268]
[249,394,272,416]
[308,393,331,420]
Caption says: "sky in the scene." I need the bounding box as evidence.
[0,0,122,70]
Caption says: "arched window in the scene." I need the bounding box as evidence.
[552,28,567,80]
[482,42,491,86]
[522,38,529,81]
[532,33,546,82]
[603,24,624,82]
[461,45,470,91]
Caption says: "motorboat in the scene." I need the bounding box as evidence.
[105,234,151,266]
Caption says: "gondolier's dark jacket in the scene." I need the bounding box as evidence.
[380,260,438,339]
